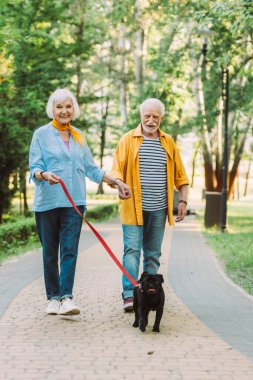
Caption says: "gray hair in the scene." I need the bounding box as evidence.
[139,98,165,117]
[46,88,80,120]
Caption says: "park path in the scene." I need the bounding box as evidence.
[0,216,253,379]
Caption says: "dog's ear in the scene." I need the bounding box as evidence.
[158,274,164,283]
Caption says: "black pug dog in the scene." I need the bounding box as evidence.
[132,272,165,333]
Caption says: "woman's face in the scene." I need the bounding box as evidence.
[53,98,74,125]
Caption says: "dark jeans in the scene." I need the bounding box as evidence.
[35,206,84,300]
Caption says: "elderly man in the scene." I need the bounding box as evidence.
[110,98,189,311]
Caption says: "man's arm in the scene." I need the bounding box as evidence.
[175,184,188,222]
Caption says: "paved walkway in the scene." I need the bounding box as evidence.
[169,216,253,360]
[0,215,253,379]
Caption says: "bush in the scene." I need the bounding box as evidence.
[85,203,118,222]
[0,217,37,252]
[0,203,119,263]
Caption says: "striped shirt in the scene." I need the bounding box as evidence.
[139,136,167,211]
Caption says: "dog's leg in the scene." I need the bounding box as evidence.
[139,308,148,332]
[132,296,139,328]
[152,306,164,332]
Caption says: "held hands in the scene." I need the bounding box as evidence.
[114,179,131,200]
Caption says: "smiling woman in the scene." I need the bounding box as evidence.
[29,88,131,316]
[46,89,84,147]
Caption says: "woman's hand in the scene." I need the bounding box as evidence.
[43,172,60,185]
[35,170,60,185]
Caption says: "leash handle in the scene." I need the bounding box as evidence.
[58,179,138,287]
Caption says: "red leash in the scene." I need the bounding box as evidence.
[59,179,138,287]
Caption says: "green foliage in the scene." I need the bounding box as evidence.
[199,200,253,295]
[0,0,73,220]
[0,217,38,263]
[0,202,119,264]
[0,217,37,245]
[85,203,118,222]
[1,0,252,216]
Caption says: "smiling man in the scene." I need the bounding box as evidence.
[110,98,190,311]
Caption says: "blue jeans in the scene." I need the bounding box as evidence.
[122,208,167,299]
[35,206,84,300]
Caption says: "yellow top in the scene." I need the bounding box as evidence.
[110,124,190,226]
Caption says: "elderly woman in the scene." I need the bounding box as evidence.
[29,88,131,316]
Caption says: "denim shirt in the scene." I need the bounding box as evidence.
[29,122,105,212]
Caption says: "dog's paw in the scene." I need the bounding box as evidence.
[152,326,160,333]
[139,324,146,332]
[132,321,138,328]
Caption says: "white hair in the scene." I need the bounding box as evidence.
[46,88,80,120]
[139,98,165,117]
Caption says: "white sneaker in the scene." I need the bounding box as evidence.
[46,299,61,315]
[58,298,80,315]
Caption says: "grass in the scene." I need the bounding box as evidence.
[0,238,40,265]
[197,200,253,296]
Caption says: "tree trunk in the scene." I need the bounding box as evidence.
[134,0,144,98]
[236,171,240,200]
[75,19,85,101]
[119,24,128,130]
[228,119,252,199]
[190,142,200,187]
[199,84,216,191]
[244,154,252,197]
[196,56,215,190]
[171,108,182,142]
[214,94,223,189]
[203,152,215,191]
[96,95,110,195]
[73,0,87,100]
[215,111,237,192]
[19,168,29,215]
[76,58,82,101]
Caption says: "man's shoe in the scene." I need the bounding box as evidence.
[46,299,61,315]
[123,297,134,312]
[58,298,80,315]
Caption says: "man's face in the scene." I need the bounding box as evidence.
[140,103,163,136]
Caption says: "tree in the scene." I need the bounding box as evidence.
[189,0,253,197]
[0,0,72,221]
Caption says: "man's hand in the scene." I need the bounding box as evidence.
[114,179,132,200]
[175,202,187,222]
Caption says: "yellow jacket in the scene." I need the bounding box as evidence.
[110,124,189,226]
